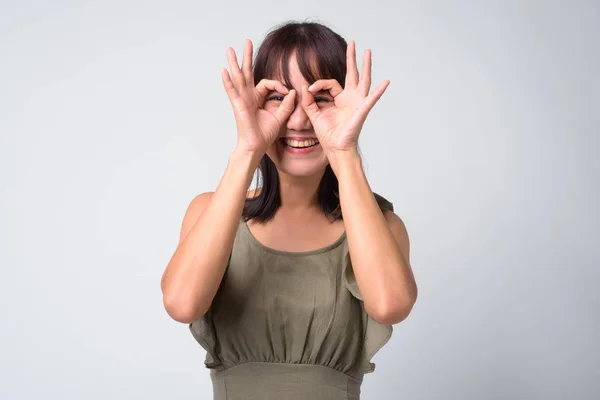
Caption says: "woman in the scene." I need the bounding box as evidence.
[161,21,418,399]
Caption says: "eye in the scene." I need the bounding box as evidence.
[266,95,285,102]
[314,96,333,104]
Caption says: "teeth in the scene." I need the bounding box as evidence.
[283,138,319,148]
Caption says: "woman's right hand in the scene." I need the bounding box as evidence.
[221,40,296,156]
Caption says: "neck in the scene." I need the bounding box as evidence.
[276,169,326,212]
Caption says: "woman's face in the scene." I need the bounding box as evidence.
[262,53,335,178]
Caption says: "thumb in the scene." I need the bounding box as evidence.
[300,85,321,124]
[273,89,296,124]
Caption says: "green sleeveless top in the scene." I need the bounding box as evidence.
[189,194,395,400]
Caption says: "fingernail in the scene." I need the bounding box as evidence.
[307,84,314,91]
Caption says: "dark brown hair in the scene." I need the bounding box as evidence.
[242,21,386,222]
[242,21,346,223]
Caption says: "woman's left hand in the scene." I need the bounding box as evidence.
[301,41,390,157]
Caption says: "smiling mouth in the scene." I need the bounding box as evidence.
[280,137,320,148]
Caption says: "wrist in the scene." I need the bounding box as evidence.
[327,148,362,175]
[226,149,262,190]
[230,147,263,167]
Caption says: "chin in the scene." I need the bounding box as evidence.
[266,144,329,178]
[277,162,328,177]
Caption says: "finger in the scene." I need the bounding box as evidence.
[273,89,296,123]
[241,39,254,86]
[363,80,390,113]
[301,85,321,123]
[359,49,372,96]
[227,47,245,88]
[255,79,289,99]
[308,79,343,97]
[221,68,239,102]
[345,41,359,88]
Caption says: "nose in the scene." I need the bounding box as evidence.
[286,100,312,131]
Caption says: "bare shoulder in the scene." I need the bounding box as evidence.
[179,189,258,243]
[185,191,214,216]
[179,191,214,244]
[382,209,408,231]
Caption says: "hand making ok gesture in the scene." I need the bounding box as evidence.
[221,40,296,156]
[300,41,390,157]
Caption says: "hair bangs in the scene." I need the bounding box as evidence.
[253,22,347,89]
[245,21,363,223]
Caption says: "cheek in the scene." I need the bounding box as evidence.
[318,102,336,111]
[262,102,280,114]
[266,143,282,165]
[266,124,287,159]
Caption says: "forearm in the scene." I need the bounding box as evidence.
[330,151,416,322]
[162,150,261,322]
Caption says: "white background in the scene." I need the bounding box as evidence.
[1,0,599,399]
